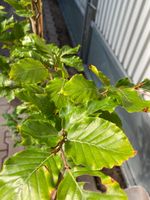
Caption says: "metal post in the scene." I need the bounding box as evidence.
[81,0,98,63]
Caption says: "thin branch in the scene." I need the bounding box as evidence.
[30,0,43,37]
[60,148,70,170]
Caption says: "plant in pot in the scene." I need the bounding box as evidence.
[0,0,150,199]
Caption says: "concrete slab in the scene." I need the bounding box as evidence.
[125,186,150,200]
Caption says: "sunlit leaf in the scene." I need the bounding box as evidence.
[57,169,127,200]
[9,58,49,84]
[0,149,62,200]
[65,117,134,169]
[46,78,68,108]
[64,74,98,103]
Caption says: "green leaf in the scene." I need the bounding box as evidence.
[4,0,32,17]
[57,170,127,200]
[46,78,68,108]
[61,56,83,71]
[16,86,56,118]
[87,97,119,114]
[9,58,49,84]
[64,74,98,103]
[65,117,134,169]
[60,45,80,56]
[20,119,61,147]
[22,34,51,54]
[89,65,110,86]
[115,77,134,88]
[99,111,122,128]
[0,16,14,33]
[117,88,150,112]
[11,21,30,39]
[59,104,87,129]
[0,55,10,73]
[0,74,15,101]
[0,149,62,200]
[139,79,150,92]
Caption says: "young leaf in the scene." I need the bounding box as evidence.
[87,97,119,114]
[0,74,15,101]
[16,87,56,118]
[4,0,32,17]
[9,58,49,84]
[61,56,83,71]
[57,170,127,200]
[60,45,80,56]
[0,149,62,200]
[65,117,134,169]
[117,88,150,112]
[139,79,150,92]
[115,77,134,88]
[89,65,110,86]
[64,74,98,103]
[46,78,68,108]
[20,119,61,147]
[59,104,87,129]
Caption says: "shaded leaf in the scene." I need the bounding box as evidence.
[60,45,80,56]
[61,56,83,71]
[16,86,56,118]
[99,111,122,128]
[4,0,32,17]
[115,77,134,88]
[0,55,10,73]
[20,119,61,147]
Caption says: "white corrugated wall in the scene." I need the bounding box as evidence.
[95,0,150,83]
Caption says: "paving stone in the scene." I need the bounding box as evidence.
[0,98,8,106]
[125,186,150,200]
[5,137,23,157]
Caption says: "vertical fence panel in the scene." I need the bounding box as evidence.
[95,0,150,83]
[75,0,88,13]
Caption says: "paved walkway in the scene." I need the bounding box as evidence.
[0,98,23,169]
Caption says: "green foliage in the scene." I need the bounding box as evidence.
[9,58,49,84]
[0,149,62,200]
[46,78,67,108]
[4,0,32,17]
[57,169,127,200]
[65,117,134,169]
[89,65,110,86]
[20,119,61,147]
[64,74,98,103]
[0,1,150,199]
